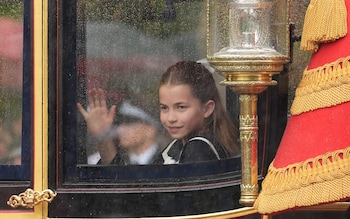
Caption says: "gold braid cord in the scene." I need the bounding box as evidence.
[290,55,350,115]
[7,188,57,208]
[254,147,350,214]
[300,0,347,52]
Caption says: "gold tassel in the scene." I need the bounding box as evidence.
[290,56,350,115]
[254,147,350,214]
[300,0,347,52]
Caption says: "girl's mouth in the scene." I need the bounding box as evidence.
[168,126,181,134]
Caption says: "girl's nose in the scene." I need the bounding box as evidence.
[166,110,177,123]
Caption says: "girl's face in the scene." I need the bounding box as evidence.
[159,84,214,142]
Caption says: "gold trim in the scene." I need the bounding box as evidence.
[291,56,350,115]
[126,207,258,219]
[298,202,350,211]
[208,59,287,75]
[254,147,350,214]
[7,188,57,209]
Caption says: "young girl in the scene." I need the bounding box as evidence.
[78,61,239,165]
[156,61,239,164]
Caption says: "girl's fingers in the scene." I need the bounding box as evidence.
[85,88,110,112]
[77,103,87,117]
[93,89,100,107]
[108,105,117,121]
[88,89,95,109]
[98,88,107,109]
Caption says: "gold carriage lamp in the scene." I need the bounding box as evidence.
[206,0,290,206]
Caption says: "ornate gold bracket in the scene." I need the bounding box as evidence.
[208,58,288,207]
[7,188,57,208]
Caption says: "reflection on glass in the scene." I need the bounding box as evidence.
[76,0,239,165]
[0,1,23,165]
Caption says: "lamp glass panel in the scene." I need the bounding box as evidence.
[207,0,289,58]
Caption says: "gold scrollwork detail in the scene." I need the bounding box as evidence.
[240,130,258,142]
[240,184,259,193]
[239,95,257,102]
[209,61,285,74]
[240,115,258,127]
[7,188,57,208]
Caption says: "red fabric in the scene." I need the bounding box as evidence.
[308,0,350,69]
[274,0,350,169]
[273,101,350,168]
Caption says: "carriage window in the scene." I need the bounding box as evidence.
[56,0,250,180]
[51,1,279,216]
[74,0,234,166]
[57,0,274,178]
[0,0,31,180]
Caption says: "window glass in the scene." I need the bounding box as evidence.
[75,0,236,166]
[50,1,278,216]
[58,0,274,183]
[0,0,31,182]
[0,1,23,166]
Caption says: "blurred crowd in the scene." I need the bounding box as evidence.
[0,117,21,165]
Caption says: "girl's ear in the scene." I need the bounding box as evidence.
[203,100,215,118]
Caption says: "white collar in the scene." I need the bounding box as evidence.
[128,144,158,165]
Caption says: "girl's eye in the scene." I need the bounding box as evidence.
[160,105,168,111]
[177,105,187,111]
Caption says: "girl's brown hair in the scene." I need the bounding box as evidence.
[159,61,239,156]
